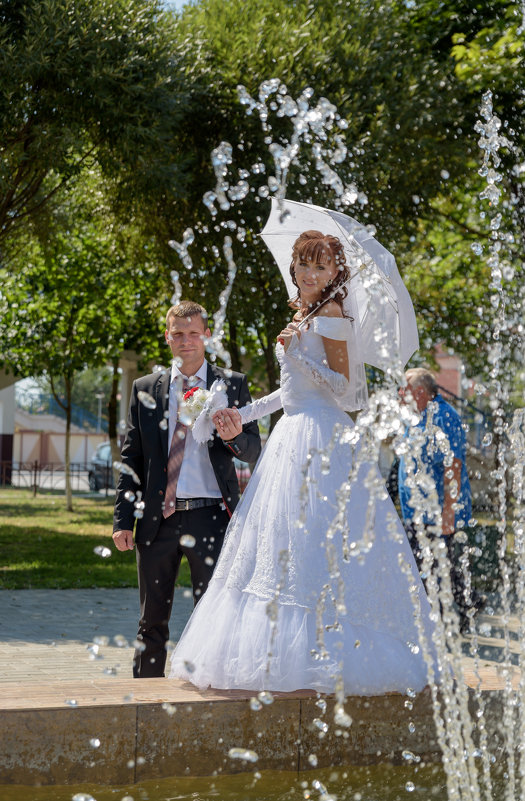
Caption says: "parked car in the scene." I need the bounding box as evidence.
[88,441,114,491]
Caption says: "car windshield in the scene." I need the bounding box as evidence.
[98,444,111,462]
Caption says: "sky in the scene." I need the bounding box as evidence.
[163,0,189,10]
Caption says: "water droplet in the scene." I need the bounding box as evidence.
[316,698,327,714]
[159,419,168,430]
[103,666,118,676]
[408,722,416,733]
[184,660,196,674]
[228,747,259,762]
[334,704,352,727]
[312,718,329,733]
[402,749,420,763]
[137,391,156,410]
[113,634,128,648]
[405,781,415,792]
[124,490,136,503]
[308,754,318,767]
[482,433,493,447]
[89,738,100,748]
[93,545,111,559]
[113,461,141,485]
[180,534,196,548]
[65,699,78,707]
[72,795,96,801]
[257,691,274,705]
[250,697,262,711]
[93,635,109,646]
[228,181,250,201]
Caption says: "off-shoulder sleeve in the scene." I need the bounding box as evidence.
[312,316,353,341]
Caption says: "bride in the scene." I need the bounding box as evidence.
[170,230,436,694]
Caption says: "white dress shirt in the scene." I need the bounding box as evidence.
[168,361,222,499]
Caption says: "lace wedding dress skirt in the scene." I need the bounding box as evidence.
[170,317,435,694]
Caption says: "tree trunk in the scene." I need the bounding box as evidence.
[226,318,242,373]
[64,375,73,512]
[108,358,121,483]
[49,373,73,511]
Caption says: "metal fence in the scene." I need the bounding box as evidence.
[0,460,251,496]
[0,461,112,495]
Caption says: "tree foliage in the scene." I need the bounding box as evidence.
[154,0,523,385]
[0,0,187,244]
[0,0,523,412]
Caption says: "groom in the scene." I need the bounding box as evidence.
[113,300,261,677]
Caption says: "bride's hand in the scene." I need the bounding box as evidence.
[277,322,301,352]
[212,407,242,441]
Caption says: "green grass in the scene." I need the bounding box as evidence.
[0,488,191,590]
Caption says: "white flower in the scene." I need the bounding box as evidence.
[180,387,210,424]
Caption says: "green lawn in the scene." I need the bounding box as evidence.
[0,488,191,590]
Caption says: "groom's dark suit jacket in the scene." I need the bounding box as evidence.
[113,363,261,544]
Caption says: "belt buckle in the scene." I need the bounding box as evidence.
[184,499,190,511]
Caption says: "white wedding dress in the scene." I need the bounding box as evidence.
[170,317,436,694]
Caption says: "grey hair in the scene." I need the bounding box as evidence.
[404,368,438,398]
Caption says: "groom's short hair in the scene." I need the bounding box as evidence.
[166,301,209,330]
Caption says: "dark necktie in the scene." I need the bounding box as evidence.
[163,378,190,518]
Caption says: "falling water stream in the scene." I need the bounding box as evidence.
[99,78,523,801]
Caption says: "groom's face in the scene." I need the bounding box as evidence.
[165,315,210,372]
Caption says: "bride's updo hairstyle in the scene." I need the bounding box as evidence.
[289,230,351,318]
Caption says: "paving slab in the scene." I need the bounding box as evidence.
[1,587,193,684]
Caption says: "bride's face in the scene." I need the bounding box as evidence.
[294,253,338,303]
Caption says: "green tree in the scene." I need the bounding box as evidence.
[0,0,187,246]
[0,174,166,508]
[150,0,521,386]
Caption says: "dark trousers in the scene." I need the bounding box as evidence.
[133,504,229,678]
[404,521,477,625]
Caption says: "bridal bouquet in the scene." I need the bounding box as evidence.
[180,387,210,423]
[181,380,229,444]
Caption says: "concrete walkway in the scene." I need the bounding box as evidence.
[0,587,194,683]
[1,588,517,684]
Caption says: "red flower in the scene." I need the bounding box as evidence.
[184,387,200,401]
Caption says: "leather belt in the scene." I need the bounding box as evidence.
[174,497,222,511]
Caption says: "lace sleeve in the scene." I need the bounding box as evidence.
[238,389,283,424]
[285,335,350,398]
